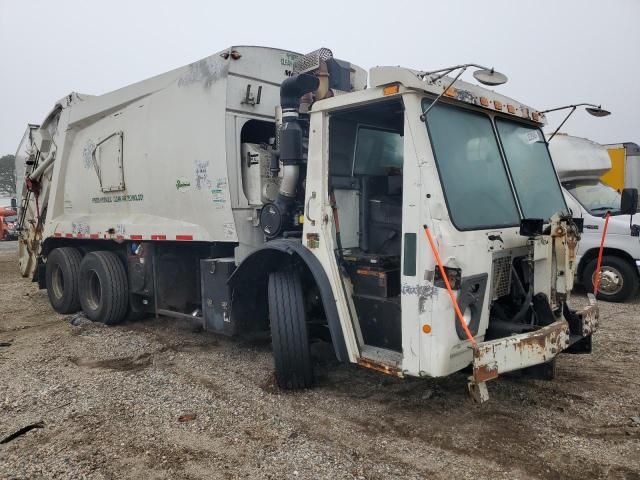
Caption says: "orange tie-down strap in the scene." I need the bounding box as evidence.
[423,225,476,345]
[593,212,611,296]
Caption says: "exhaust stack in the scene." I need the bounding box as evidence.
[259,73,319,238]
[260,47,361,238]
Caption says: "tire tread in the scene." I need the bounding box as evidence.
[79,251,128,325]
[268,269,313,390]
[46,247,82,313]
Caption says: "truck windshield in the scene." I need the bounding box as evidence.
[564,180,621,216]
[424,102,520,230]
[495,119,567,220]
[424,99,569,230]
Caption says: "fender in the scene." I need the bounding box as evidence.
[228,238,348,362]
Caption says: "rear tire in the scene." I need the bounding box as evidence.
[268,269,313,390]
[46,247,82,313]
[582,256,638,303]
[78,251,129,325]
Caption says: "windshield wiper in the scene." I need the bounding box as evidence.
[590,207,620,215]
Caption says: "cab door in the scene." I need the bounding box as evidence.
[303,98,416,370]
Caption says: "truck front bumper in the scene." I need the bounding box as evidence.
[468,294,598,402]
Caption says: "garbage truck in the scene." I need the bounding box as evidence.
[549,134,640,302]
[16,45,599,401]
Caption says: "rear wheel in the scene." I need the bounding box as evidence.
[46,247,82,313]
[582,256,638,303]
[78,251,129,325]
[268,268,313,390]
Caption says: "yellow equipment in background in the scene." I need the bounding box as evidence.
[602,143,640,191]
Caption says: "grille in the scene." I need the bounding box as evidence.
[491,255,512,299]
[293,48,333,74]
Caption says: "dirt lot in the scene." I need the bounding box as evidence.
[0,243,639,479]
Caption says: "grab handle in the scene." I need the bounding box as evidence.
[305,191,317,226]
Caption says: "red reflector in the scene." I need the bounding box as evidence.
[176,235,193,241]
[90,234,100,239]
[53,232,62,238]
[65,233,73,238]
[130,235,143,240]
[76,233,85,238]
[151,234,167,240]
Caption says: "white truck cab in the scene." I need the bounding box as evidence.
[549,134,640,302]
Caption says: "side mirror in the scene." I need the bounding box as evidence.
[10,198,17,209]
[620,188,638,216]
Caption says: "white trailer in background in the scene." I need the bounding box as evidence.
[16,45,599,401]
[549,134,640,302]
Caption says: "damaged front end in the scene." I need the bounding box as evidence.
[469,214,599,403]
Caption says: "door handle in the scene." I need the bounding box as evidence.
[305,191,317,226]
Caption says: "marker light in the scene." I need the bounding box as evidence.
[383,84,400,96]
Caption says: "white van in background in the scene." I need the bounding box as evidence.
[549,134,640,302]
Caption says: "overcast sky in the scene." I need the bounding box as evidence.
[1,0,638,154]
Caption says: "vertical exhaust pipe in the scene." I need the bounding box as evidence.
[260,74,319,238]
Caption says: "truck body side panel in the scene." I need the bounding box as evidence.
[42,47,301,246]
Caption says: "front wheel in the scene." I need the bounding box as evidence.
[268,269,313,390]
[582,255,639,303]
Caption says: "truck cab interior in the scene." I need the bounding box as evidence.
[328,99,404,353]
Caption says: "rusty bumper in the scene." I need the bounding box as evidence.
[575,293,599,337]
[472,294,599,384]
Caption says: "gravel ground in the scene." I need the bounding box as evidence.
[0,242,639,479]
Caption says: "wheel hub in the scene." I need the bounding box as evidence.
[594,267,623,295]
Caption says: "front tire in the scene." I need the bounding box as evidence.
[582,255,639,303]
[268,269,313,390]
[46,247,82,313]
[78,251,129,325]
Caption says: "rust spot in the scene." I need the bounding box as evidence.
[517,322,565,351]
[473,363,498,383]
[357,357,403,378]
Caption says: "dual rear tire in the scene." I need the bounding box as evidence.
[46,248,129,325]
